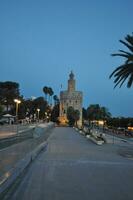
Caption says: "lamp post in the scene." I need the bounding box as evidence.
[37,108,40,121]
[14,99,21,122]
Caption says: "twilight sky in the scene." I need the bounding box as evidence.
[0,0,133,117]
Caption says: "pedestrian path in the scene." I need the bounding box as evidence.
[10,127,133,200]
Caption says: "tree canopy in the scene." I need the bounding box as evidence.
[67,106,80,126]
[86,104,111,121]
[51,103,59,122]
[43,86,54,105]
[0,81,20,111]
[12,96,48,120]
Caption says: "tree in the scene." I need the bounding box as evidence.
[87,104,101,120]
[51,103,59,122]
[48,87,54,105]
[0,81,20,111]
[67,106,80,126]
[18,97,48,120]
[67,106,75,126]
[100,107,111,120]
[107,117,133,128]
[43,86,54,105]
[110,33,133,88]
[17,98,33,119]
[82,107,88,120]
[73,110,80,127]
[87,104,111,121]
[53,95,59,105]
[33,97,47,119]
[43,86,48,101]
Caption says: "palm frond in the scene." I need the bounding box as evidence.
[126,34,133,46]
[113,71,127,83]
[113,63,133,79]
[109,65,124,78]
[114,65,130,77]
[114,72,130,88]
[119,50,132,56]
[111,53,129,58]
[127,73,133,88]
[110,34,133,88]
[114,70,129,84]
[126,55,133,64]
[119,74,130,88]
[120,40,133,52]
[111,63,133,88]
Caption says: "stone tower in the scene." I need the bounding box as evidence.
[59,71,83,127]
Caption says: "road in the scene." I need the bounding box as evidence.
[0,124,35,139]
[10,127,133,200]
[0,124,53,177]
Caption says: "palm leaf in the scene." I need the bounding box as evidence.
[114,65,130,77]
[109,65,124,78]
[126,34,133,46]
[114,72,126,83]
[120,39,133,52]
[112,63,133,88]
[111,53,129,58]
[114,72,130,88]
[119,74,130,88]
[114,70,129,84]
[110,34,133,88]
[127,73,133,88]
[119,50,132,56]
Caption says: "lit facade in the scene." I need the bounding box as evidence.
[59,71,83,127]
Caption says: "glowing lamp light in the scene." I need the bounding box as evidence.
[98,120,104,125]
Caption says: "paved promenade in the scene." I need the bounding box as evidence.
[10,127,133,200]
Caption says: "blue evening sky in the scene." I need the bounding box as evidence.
[0,0,133,117]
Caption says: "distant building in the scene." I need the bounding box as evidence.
[59,71,83,127]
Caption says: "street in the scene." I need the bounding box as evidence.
[0,124,36,139]
[10,127,133,200]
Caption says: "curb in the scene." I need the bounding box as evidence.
[89,136,104,145]
[75,127,104,145]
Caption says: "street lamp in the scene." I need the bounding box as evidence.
[14,99,21,122]
[37,108,40,121]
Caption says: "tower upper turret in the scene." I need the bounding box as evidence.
[68,71,75,92]
[69,71,74,80]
